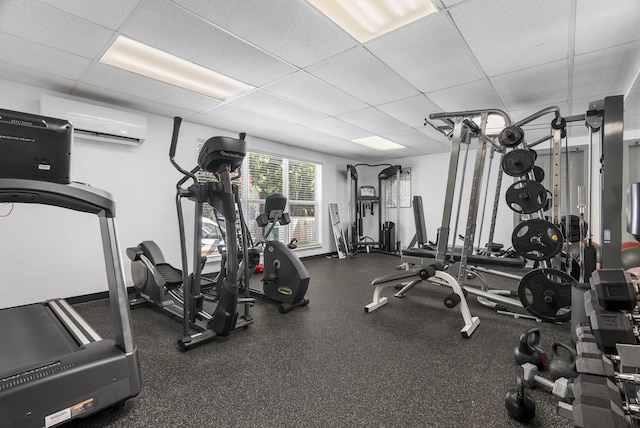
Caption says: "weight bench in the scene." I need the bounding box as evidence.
[401,247,526,269]
[397,247,538,320]
[364,264,480,338]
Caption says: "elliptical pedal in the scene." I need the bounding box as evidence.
[155,263,183,289]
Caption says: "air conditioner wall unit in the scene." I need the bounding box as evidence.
[40,95,147,146]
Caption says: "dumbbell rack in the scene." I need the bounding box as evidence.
[561,269,640,427]
[508,269,640,426]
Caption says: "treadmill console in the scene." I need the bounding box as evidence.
[0,108,72,184]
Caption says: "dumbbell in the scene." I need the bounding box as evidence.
[519,362,573,402]
[514,327,547,370]
[584,290,637,354]
[575,342,616,377]
[505,361,574,423]
[559,373,631,428]
[590,269,637,312]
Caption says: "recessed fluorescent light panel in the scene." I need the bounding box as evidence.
[100,36,254,101]
[308,0,437,43]
[352,136,405,151]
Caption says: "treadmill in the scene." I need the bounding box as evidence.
[0,108,141,427]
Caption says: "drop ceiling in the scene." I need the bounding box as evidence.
[1,0,639,160]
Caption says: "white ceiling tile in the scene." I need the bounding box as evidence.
[575,0,640,55]
[199,103,298,135]
[121,0,295,86]
[263,71,367,116]
[450,0,570,77]
[442,0,467,7]
[228,90,329,124]
[0,32,91,80]
[377,95,444,129]
[508,101,570,129]
[427,79,504,112]
[261,128,357,159]
[570,95,603,116]
[305,117,368,140]
[267,124,348,148]
[417,124,453,143]
[491,60,569,111]
[173,0,357,68]
[73,83,202,123]
[0,1,638,159]
[306,47,420,105]
[365,13,482,92]
[572,40,640,100]
[338,107,412,136]
[192,114,274,140]
[0,63,76,95]
[80,63,221,113]
[40,0,142,30]
[0,0,114,58]
[381,128,444,152]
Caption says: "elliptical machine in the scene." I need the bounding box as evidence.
[127,117,253,350]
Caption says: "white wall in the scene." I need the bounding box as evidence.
[0,80,352,308]
[387,146,515,253]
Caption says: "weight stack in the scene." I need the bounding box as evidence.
[381,221,395,253]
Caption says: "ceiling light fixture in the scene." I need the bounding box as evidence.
[308,0,437,43]
[100,36,254,101]
[352,135,405,151]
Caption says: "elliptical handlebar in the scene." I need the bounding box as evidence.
[169,116,199,184]
[169,116,182,158]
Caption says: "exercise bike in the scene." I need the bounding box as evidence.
[252,194,310,313]
[127,117,253,350]
[217,194,310,314]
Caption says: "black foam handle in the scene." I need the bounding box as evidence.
[169,116,182,158]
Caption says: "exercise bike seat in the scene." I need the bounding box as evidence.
[154,263,183,289]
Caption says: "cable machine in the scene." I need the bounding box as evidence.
[346,163,402,254]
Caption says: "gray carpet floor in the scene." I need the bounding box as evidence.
[68,252,574,427]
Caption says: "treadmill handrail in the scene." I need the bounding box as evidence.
[0,178,116,217]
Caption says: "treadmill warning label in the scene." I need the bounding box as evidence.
[45,398,95,427]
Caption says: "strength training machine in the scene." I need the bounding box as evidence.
[0,108,141,427]
[346,163,403,254]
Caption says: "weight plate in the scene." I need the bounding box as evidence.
[499,125,525,148]
[512,219,563,261]
[505,180,548,214]
[517,268,574,322]
[502,149,536,177]
[532,166,544,182]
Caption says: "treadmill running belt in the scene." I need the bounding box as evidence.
[0,303,79,374]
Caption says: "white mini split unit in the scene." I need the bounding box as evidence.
[40,95,147,146]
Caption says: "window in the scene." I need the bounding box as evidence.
[199,146,321,255]
[241,153,321,247]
